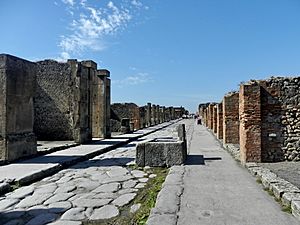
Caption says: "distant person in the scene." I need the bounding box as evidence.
[197,118,202,125]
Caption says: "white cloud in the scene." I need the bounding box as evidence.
[112,72,153,87]
[59,0,144,59]
[62,0,75,6]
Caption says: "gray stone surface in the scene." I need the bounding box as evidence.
[148,120,300,225]
[90,205,119,220]
[48,221,82,225]
[130,203,141,213]
[25,213,58,225]
[92,182,120,193]
[0,120,179,224]
[112,193,136,206]
[0,199,19,210]
[61,208,86,221]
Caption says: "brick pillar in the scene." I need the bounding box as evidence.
[0,54,37,162]
[217,103,223,139]
[146,103,151,127]
[208,104,214,129]
[223,92,239,144]
[240,83,262,163]
[213,105,217,133]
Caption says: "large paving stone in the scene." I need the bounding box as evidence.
[48,220,82,225]
[107,167,129,177]
[25,213,58,225]
[90,205,119,220]
[0,198,19,210]
[48,201,72,213]
[61,208,86,221]
[55,185,76,194]
[282,192,300,207]
[130,203,141,213]
[44,193,75,205]
[16,193,52,208]
[131,170,147,178]
[122,180,138,188]
[92,182,120,193]
[27,205,49,216]
[7,186,34,199]
[34,184,57,194]
[118,188,138,195]
[291,200,300,221]
[112,193,137,206]
[72,198,112,208]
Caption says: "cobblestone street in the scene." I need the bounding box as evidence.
[0,121,185,225]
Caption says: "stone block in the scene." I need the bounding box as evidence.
[136,138,187,167]
[0,54,37,162]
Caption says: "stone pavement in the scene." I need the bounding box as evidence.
[0,120,178,194]
[148,120,300,225]
[0,120,180,225]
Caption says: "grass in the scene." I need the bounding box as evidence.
[84,167,168,225]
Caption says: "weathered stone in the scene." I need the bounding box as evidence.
[135,183,146,189]
[291,200,300,220]
[0,198,19,210]
[282,192,300,207]
[61,208,86,221]
[48,201,72,213]
[72,198,112,208]
[55,185,76,194]
[92,182,120,193]
[44,193,75,205]
[7,186,35,199]
[0,54,37,162]
[138,178,149,183]
[4,219,24,225]
[48,221,82,225]
[130,203,141,213]
[112,193,137,206]
[146,214,177,225]
[90,205,119,220]
[122,180,138,188]
[27,205,49,216]
[16,193,52,208]
[25,213,58,225]
[118,188,138,195]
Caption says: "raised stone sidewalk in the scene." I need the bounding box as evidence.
[0,120,179,195]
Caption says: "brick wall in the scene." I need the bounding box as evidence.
[223,92,239,144]
[217,103,223,139]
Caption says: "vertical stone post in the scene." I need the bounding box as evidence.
[223,92,240,144]
[162,106,166,122]
[95,69,111,138]
[146,103,151,127]
[217,103,223,139]
[0,54,37,162]
[240,83,262,163]
[208,104,214,130]
[170,107,175,120]
[156,105,160,124]
[151,104,156,126]
[213,105,218,133]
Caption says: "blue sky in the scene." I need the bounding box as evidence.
[1,0,300,112]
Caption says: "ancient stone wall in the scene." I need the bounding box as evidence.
[110,103,140,132]
[139,106,146,128]
[35,60,92,143]
[213,105,217,133]
[0,54,37,162]
[217,103,223,139]
[223,92,239,144]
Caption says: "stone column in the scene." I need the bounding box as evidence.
[240,83,262,163]
[162,106,166,122]
[170,107,175,120]
[223,92,240,144]
[208,104,215,130]
[0,54,37,162]
[156,105,160,124]
[151,104,156,126]
[217,103,223,139]
[213,105,218,133]
[146,103,151,127]
[94,69,111,138]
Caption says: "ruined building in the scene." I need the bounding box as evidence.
[199,76,300,164]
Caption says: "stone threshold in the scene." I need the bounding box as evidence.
[0,120,181,196]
